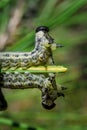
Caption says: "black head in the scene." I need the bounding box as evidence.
[42,102,56,110]
[35,26,49,33]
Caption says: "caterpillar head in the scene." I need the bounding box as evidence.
[35,26,54,48]
[41,88,57,110]
[35,26,49,33]
[42,102,56,110]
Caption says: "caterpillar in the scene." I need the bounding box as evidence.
[0,26,63,70]
[0,26,65,110]
[0,72,64,110]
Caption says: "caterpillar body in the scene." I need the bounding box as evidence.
[0,72,53,89]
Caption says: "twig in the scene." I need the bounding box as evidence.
[1,65,68,73]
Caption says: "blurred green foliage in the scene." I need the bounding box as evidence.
[0,0,10,8]
[0,0,87,130]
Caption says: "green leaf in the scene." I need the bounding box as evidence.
[7,31,34,51]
